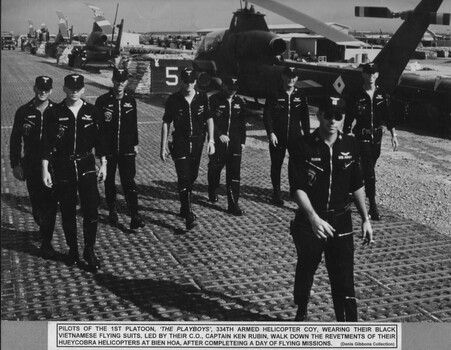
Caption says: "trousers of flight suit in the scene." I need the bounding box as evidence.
[24,161,57,242]
[358,137,382,199]
[290,210,357,322]
[54,154,100,250]
[208,141,242,200]
[171,137,204,214]
[269,142,288,191]
[105,154,138,215]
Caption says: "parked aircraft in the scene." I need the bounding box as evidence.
[55,11,70,43]
[82,3,124,64]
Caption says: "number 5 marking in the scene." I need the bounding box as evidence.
[166,67,179,86]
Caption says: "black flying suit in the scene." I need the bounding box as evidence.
[344,86,394,141]
[263,87,310,146]
[10,98,55,169]
[42,99,107,178]
[289,130,364,213]
[210,93,246,148]
[163,90,211,156]
[95,90,138,155]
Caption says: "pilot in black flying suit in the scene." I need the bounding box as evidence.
[42,74,107,271]
[264,66,310,206]
[344,63,399,220]
[95,68,145,230]
[160,68,215,230]
[208,77,247,216]
[289,96,373,322]
[9,76,58,258]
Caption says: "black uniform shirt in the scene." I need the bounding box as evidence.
[95,90,138,155]
[263,87,310,145]
[10,98,56,168]
[209,92,246,145]
[163,90,211,140]
[289,130,364,211]
[42,99,107,160]
[344,86,394,138]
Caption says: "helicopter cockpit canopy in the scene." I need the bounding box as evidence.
[195,30,226,59]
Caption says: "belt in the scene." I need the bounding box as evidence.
[361,126,383,135]
[295,204,351,223]
[68,152,92,161]
[316,204,351,217]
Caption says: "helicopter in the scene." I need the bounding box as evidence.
[148,0,449,105]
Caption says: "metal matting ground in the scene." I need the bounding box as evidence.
[1,51,450,322]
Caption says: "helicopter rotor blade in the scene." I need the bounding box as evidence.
[249,0,367,46]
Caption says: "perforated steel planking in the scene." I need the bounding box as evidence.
[1,50,451,322]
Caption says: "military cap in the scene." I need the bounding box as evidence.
[180,67,196,83]
[319,96,347,120]
[328,96,346,111]
[112,68,129,82]
[64,74,85,90]
[362,62,379,74]
[319,96,346,115]
[221,76,239,90]
[282,66,299,78]
[35,76,53,90]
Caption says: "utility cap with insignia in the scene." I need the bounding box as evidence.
[113,68,129,82]
[35,76,53,90]
[327,96,346,111]
[321,96,346,120]
[180,67,196,83]
[282,66,298,78]
[64,74,85,90]
[362,62,379,74]
[221,76,239,90]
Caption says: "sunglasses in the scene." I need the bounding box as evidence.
[323,111,344,121]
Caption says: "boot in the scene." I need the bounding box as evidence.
[83,246,100,272]
[227,184,244,216]
[208,189,218,203]
[108,208,119,226]
[344,297,358,322]
[179,189,189,218]
[185,212,197,230]
[66,246,80,266]
[272,186,284,206]
[294,305,308,322]
[369,200,381,221]
[125,191,145,229]
[130,213,145,230]
[181,190,197,230]
[208,162,220,203]
[366,178,381,220]
[40,243,55,259]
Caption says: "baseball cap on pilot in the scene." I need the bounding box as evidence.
[35,76,53,90]
[113,68,129,82]
[64,74,85,90]
[362,62,379,74]
[282,66,298,78]
[221,76,239,90]
[180,68,196,83]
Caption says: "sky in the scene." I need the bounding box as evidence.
[1,0,450,36]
